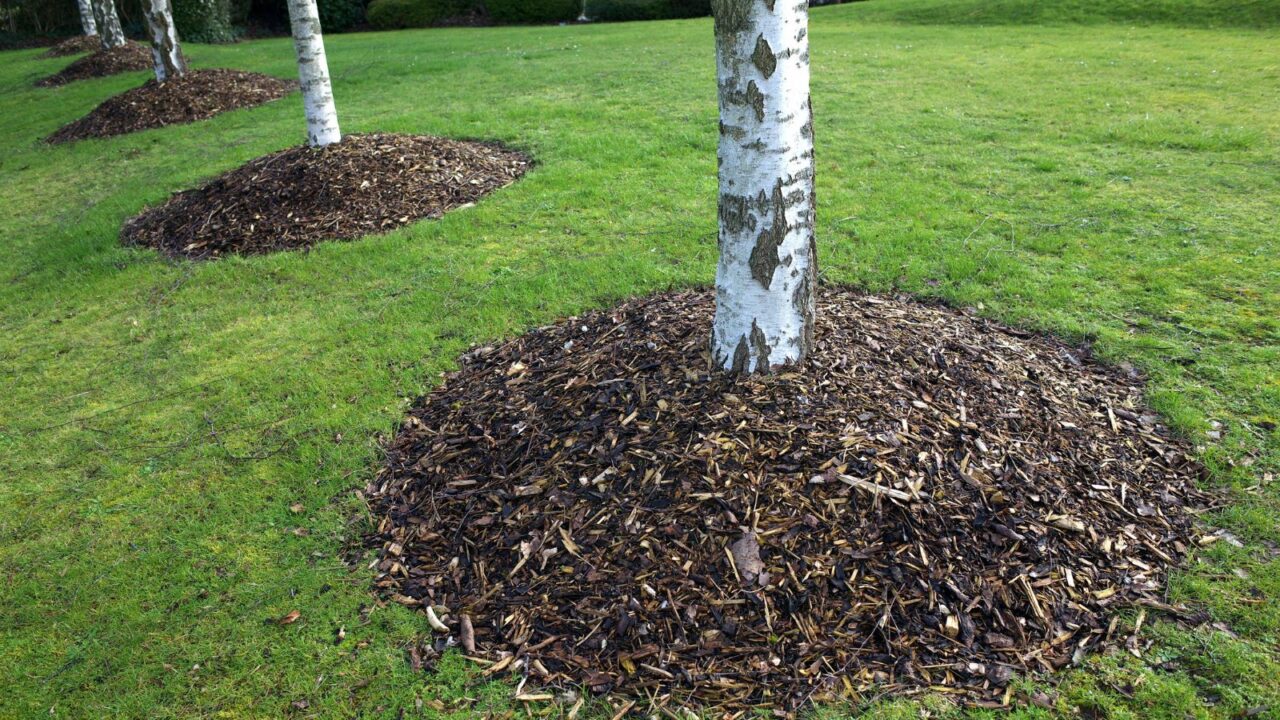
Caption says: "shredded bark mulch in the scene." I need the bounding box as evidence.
[46,69,294,144]
[365,288,1211,714]
[40,35,103,58]
[36,42,154,87]
[121,133,530,259]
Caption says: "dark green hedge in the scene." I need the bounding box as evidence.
[172,0,238,42]
[0,0,242,42]
[484,0,578,24]
[368,0,470,28]
[316,0,366,31]
[584,0,709,22]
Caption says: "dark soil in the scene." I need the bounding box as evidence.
[40,35,103,58]
[365,288,1210,714]
[121,133,530,259]
[47,69,294,144]
[36,42,154,87]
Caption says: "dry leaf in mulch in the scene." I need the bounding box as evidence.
[36,42,153,87]
[40,35,103,58]
[121,133,530,259]
[365,288,1211,714]
[46,69,293,144]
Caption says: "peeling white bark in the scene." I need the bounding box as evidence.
[77,0,99,36]
[143,0,186,82]
[286,0,341,147]
[91,0,127,49]
[709,0,817,374]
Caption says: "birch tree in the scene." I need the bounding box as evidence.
[90,0,127,49]
[708,0,816,374]
[76,0,98,37]
[142,0,185,82]
[286,0,341,147]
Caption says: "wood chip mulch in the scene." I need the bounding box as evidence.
[40,35,103,58]
[121,133,530,259]
[365,288,1211,714]
[36,42,153,86]
[46,69,294,144]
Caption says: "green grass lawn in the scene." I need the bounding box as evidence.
[1,1,1277,717]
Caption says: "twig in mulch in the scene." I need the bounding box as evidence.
[46,69,294,144]
[121,133,530,259]
[36,42,153,87]
[365,287,1211,715]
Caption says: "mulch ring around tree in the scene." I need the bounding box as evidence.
[121,133,530,259]
[364,288,1213,715]
[46,69,294,144]
[40,35,103,58]
[36,41,153,86]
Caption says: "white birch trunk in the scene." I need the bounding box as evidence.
[286,0,341,147]
[91,0,127,49]
[143,0,185,82]
[709,0,817,374]
[77,0,99,36]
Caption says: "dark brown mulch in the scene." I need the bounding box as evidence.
[46,69,294,144]
[40,35,103,58]
[36,42,154,87]
[365,288,1211,714]
[121,133,530,259]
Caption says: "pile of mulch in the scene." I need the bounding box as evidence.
[36,42,153,87]
[365,288,1211,714]
[40,35,103,58]
[46,69,294,144]
[121,133,529,259]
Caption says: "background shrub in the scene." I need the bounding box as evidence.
[584,0,708,22]
[483,0,577,24]
[0,0,82,39]
[171,0,238,42]
[367,0,469,29]
[247,0,368,35]
[316,0,365,31]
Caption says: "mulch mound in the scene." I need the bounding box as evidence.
[121,133,530,259]
[365,288,1211,714]
[36,42,153,87]
[40,35,103,58]
[46,69,294,144]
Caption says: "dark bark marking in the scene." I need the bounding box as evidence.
[792,269,814,358]
[719,122,747,140]
[750,321,770,368]
[745,80,765,123]
[802,93,814,139]
[710,0,750,36]
[751,35,776,80]
[719,193,755,235]
[730,334,750,374]
[748,180,788,289]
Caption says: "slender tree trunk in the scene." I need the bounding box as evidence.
[143,0,185,82]
[77,0,99,36]
[91,0,127,49]
[286,0,341,147]
[708,0,816,374]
